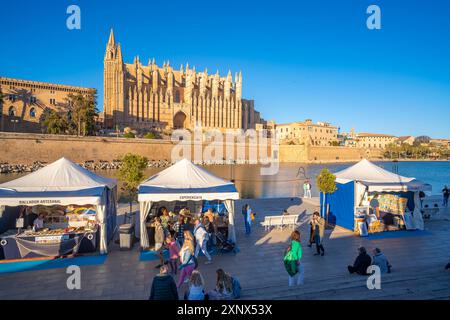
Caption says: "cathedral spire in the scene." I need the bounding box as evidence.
[107,28,115,47]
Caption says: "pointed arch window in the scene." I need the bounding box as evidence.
[8,106,16,117]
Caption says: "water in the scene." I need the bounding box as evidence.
[0,161,449,199]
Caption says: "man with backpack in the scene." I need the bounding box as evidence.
[193,218,212,265]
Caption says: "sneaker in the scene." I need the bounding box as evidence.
[321,252,325,256]
[155,264,162,269]
[313,253,320,256]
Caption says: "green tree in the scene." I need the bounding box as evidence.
[42,110,68,134]
[143,132,157,139]
[118,153,148,214]
[66,93,98,136]
[316,168,337,224]
[124,132,136,138]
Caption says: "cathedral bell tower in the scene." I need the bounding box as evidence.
[104,29,125,129]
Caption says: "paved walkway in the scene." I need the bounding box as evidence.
[1,197,450,300]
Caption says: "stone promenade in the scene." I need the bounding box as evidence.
[1,197,450,300]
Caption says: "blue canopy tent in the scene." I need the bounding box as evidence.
[321,159,432,232]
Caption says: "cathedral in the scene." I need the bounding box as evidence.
[103,30,264,132]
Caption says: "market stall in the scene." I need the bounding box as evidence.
[138,158,239,250]
[0,158,117,260]
[321,159,431,236]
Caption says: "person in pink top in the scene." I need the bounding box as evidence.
[166,234,180,275]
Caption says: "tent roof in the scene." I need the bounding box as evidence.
[334,159,431,192]
[138,158,239,201]
[0,157,117,192]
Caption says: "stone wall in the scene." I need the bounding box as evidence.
[0,133,272,165]
[278,144,383,163]
[0,133,382,166]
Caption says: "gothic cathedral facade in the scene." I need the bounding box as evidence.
[103,30,263,132]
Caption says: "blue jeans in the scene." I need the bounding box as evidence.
[245,220,251,234]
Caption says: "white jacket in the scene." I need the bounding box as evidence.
[194,224,208,243]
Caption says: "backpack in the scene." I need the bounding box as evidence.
[283,246,298,277]
[231,276,242,299]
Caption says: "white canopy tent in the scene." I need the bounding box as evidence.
[326,159,431,231]
[335,159,432,192]
[138,158,239,249]
[0,158,117,254]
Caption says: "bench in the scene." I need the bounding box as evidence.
[260,214,300,231]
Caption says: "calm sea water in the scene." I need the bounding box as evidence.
[0,161,448,199]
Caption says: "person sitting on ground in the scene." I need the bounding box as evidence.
[154,217,166,269]
[208,269,235,300]
[348,247,372,275]
[193,218,212,264]
[149,265,179,300]
[185,270,207,300]
[372,248,392,274]
[445,263,450,270]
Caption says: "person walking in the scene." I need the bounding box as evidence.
[242,204,253,235]
[166,234,180,275]
[306,180,312,198]
[173,215,187,247]
[154,217,166,269]
[149,265,179,300]
[308,214,315,248]
[303,181,308,198]
[312,212,325,256]
[193,218,212,264]
[284,230,304,286]
[177,231,197,288]
[442,186,449,208]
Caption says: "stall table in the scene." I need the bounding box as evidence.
[0,226,98,260]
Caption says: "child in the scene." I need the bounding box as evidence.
[166,234,180,275]
[186,270,206,300]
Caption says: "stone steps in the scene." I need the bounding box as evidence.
[241,265,450,300]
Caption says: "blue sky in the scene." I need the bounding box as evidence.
[1,0,450,138]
